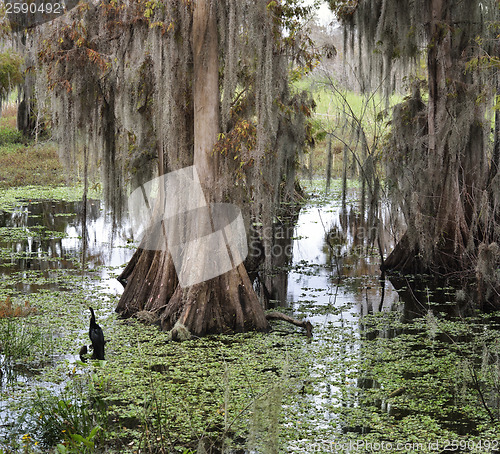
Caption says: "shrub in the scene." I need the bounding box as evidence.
[0,51,23,102]
[0,126,22,144]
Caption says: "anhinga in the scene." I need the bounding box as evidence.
[89,307,105,360]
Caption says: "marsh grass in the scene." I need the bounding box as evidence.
[0,317,55,390]
[136,377,178,453]
[0,103,19,129]
[247,383,282,454]
[0,298,53,385]
[0,140,65,188]
[0,126,22,145]
[0,318,44,363]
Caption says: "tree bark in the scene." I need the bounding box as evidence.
[192,0,219,189]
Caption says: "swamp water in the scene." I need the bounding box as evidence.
[0,182,499,453]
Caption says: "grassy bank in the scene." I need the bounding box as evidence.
[0,105,66,189]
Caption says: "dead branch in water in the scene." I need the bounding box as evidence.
[265,311,313,338]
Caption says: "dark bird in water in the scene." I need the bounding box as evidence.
[89,307,105,360]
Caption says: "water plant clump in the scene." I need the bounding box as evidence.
[0,296,53,381]
[0,296,36,318]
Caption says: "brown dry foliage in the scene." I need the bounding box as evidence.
[0,296,37,318]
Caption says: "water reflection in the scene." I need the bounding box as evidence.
[0,199,134,294]
[287,197,400,322]
[277,193,398,433]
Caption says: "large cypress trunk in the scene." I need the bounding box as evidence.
[383,0,488,274]
[115,0,269,336]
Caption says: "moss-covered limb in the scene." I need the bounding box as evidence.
[32,0,312,223]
